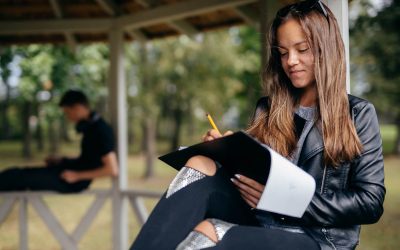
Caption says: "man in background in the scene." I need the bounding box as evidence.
[0,90,118,193]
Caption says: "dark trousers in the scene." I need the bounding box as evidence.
[0,166,90,193]
[130,167,320,250]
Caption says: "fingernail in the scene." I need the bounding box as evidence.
[230,178,235,183]
[235,174,240,179]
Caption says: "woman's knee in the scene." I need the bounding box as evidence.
[193,220,218,243]
[185,155,217,176]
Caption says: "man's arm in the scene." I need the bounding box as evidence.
[60,152,119,183]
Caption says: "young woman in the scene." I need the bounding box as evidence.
[130,1,385,249]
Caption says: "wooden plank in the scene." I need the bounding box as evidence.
[0,19,112,35]
[19,198,28,250]
[70,195,108,243]
[136,0,159,8]
[94,0,121,16]
[122,189,164,198]
[231,5,260,30]
[49,0,64,18]
[168,20,203,42]
[116,0,257,29]
[29,197,79,250]
[0,189,112,198]
[0,197,16,225]
[259,0,279,69]
[125,29,150,44]
[64,31,77,54]
[128,196,148,227]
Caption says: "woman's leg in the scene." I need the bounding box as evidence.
[177,219,320,250]
[130,156,259,250]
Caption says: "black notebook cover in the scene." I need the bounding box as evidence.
[158,131,271,185]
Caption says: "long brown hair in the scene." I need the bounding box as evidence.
[247,3,362,167]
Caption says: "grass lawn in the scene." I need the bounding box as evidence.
[0,126,399,249]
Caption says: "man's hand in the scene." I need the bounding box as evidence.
[45,156,63,166]
[201,129,233,142]
[231,174,265,208]
[60,170,80,183]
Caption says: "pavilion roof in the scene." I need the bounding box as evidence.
[0,0,353,47]
[0,0,302,46]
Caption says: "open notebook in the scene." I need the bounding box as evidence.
[158,131,316,218]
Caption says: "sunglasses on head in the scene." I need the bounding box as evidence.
[276,0,330,26]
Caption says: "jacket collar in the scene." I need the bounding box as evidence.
[297,97,358,167]
[298,124,324,166]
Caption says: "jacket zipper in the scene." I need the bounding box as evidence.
[322,228,337,250]
[320,165,327,194]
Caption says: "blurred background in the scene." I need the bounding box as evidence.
[0,0,399,249]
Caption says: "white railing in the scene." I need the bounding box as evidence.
[0,189,164,250]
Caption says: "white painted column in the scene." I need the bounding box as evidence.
[259,0,280,69]
[19,198,28,250]
[109,26,129,250]
[322,0,350,93]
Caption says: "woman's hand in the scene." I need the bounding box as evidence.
[231,174,265,208]
[201,129,233,142]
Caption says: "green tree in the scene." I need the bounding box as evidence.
[350,0,400,154]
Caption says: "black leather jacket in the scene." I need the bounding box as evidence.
[254,95,385,250]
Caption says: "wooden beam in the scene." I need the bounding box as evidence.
[49,0,64,18]
[0,19,112,34]
[135,0,160,8]
[71,196,108,243]
[94,0,121,16]
[125,29,150,44]
[29,197,79,250]
[168,20,203,42]
[0,197,16,225]
[128,196,148,226]
[64,31,77,54]
[231,5,260,30]
[109,27,129,250]
[0,0,257,35]
[116,0,257,29]
[259,0,279,69]
[19,198,28,250]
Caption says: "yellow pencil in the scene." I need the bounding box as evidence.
[206,113,220,134]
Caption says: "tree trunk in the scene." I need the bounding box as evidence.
[394,117,400,155]
[35,104,44,152]
[187,102,195,138]
[48,119,59,155]
[144,115,156,178]
[128,113,135,145]
[60,116,71,143]
[1,81,11,140]
[171,108,183,152]
[36,120,44,152]
[22,101,32,159]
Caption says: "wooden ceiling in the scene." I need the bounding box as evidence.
[0,0,348,46]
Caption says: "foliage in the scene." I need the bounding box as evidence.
[350,0,400,118]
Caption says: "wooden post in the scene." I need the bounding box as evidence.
[259,0,279,70]
[109,26,129,250]
[322,0,350,93]
[19,198,28,250]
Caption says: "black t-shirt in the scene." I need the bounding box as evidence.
[61,117,114,171]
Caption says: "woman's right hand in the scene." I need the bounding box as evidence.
[201,129,233,142]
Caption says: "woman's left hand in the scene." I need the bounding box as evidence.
[231,174,265,208]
